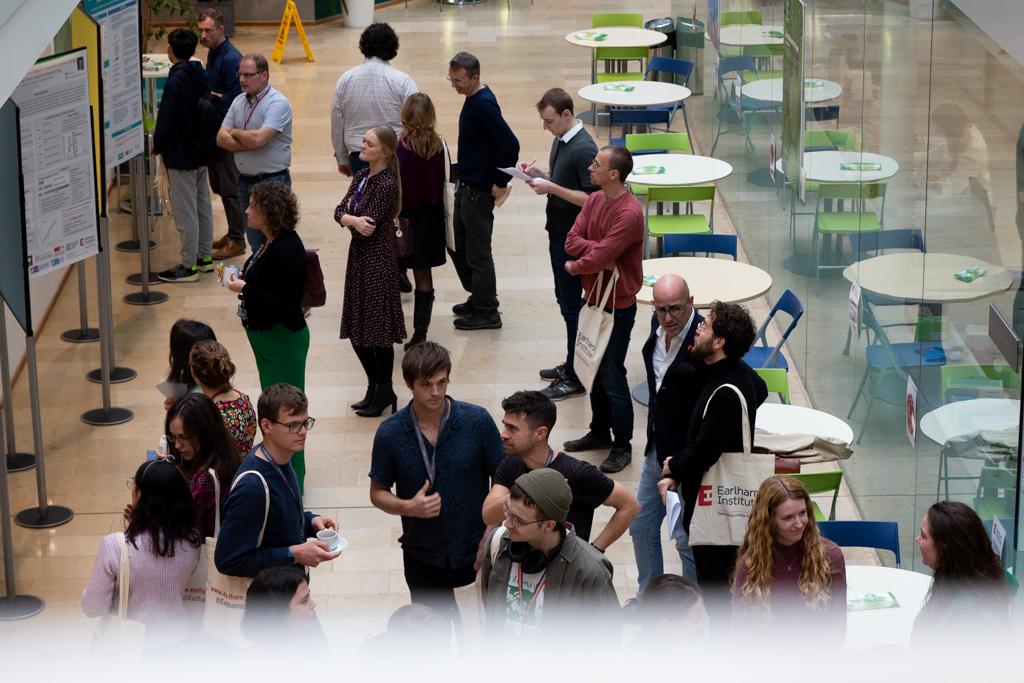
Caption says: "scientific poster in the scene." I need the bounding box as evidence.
[11,50,99,279]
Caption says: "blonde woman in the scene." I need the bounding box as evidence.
[731,476,846,640]
[335,125,406,417]
[397,93,448,350]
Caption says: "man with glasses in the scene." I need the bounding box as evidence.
[446,52,520,331]
[562,146,645,474]
[216,383,340,577]
[216,53,293,253]
[479,468,619,636]
[630,275,703,594]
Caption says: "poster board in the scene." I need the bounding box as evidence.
[0,101,32,335]
[10,49,100,282]
[67,6,105,215]
[782,0,806,201]
[82,0,144,172]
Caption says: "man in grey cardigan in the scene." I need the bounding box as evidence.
[479,468,619,636]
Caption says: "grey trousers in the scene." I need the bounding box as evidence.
[166,166,214,267]
[207,152,245,244]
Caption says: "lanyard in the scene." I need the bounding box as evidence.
[258,443,303,523]
[242,87,271,131]
[544,447,555,466]
[242,240,268,278]
[410,398,451,488]
[352,176,369,213]
[516,563,547,614]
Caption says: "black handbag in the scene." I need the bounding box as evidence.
[390,217,413,259]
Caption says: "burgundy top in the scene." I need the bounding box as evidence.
[564,190,645,309]
[397,139,445,209]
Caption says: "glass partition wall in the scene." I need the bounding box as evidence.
[678,0,1023,572]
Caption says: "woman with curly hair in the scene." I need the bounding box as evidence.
[731,476,846,639]
[397,93,448,350]
[226,180,310,489]
[335,125,406,417]
[912,501,1009,647]
[189,340,257,453]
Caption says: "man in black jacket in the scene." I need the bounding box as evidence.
[660,301,767,610]
[629,275,703,593]
[153,28,215,283]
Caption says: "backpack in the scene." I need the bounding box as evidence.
[192,95,225,166]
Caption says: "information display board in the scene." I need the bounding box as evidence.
[782,0,806,200]
[10,50,99,280]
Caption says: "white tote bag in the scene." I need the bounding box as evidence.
[203,469,269,640]
[183,469,219,625]
[687,384,775,547]
[91,532,146,655]
[573,267,619,392]
[442,139,457,251]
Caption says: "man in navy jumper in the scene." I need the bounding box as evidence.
[369,342,504,624]
[215,384,340,578]
[447,52,520,331]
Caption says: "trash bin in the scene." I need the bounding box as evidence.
[676,18,705,95]
[346,0,374,28]
[645,18,676,84]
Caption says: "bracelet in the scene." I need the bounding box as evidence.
[286,547,294,560]
[591,542,605,554]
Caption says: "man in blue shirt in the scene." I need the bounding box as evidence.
[447,52,520,331]
[198,8,246,260]
[369,342,504,625]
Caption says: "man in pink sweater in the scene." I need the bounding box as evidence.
[562,146,644,474]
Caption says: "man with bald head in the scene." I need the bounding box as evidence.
[629,274,703,594]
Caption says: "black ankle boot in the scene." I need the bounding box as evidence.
[398,270,413,293]
[405,290,434,351]
[356,383,398,417]
[350,384,375,410]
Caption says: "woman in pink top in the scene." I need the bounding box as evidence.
[82,460,202,646]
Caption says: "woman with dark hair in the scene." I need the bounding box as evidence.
[397,93,448,350]
[82,460,202,645]
[912,501,1009,646]
[335,125,406,417]
[241,566,321,644]
[189,339,257,453]
[732,476,846,641]
[226,180,310,490]
[165,393,242,537]
[164,319,216,408]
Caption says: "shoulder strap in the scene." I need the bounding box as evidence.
[701,383,752,453]
[115,532,129,619]
[209,468,221,537]
[489,524,507,566]
[229,469,271,546]
[441,139,452,184]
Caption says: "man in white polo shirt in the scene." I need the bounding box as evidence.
[216,53,293,253]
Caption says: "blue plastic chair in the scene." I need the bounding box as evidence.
[608,108,671,146]
[717,56,756,99]
[743,289,803,369]
[663,233,737,260]
[711,57,778,156]
[817,520,902,568]
[807,104,841,128]
[645,56,695,141]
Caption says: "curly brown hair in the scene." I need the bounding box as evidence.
[250,180,299,239]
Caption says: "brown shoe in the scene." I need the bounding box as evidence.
[212,234,230,250]
[212,241,245,259]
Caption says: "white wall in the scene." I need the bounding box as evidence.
[950,0,1024,67]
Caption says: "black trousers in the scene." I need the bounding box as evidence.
[451,184,498,314]
[693,544,739,629]
[207,152,244,244]
[402,550,476,626]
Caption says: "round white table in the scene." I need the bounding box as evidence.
[718,24,784,46]
[577,81,691,108]
[565,27,667,48]
[842,253,1013,305]
[625,153,733,187]
[756,403,854,445]
[919,398,1019,445]
[741,78,842,104]
[638,257,772,306]
[800,150,899,183]
[844,565,932,650]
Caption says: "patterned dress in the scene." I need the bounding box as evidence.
[215,391,257,454]
[335,167,406,346]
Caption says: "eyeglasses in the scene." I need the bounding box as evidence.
[270,417,316,434]
[168,433,192,446]
[696,319,710,331]
[501,500,547,529]
[654,304,688,318]
[237,70,266,79]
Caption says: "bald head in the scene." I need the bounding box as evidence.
[652,275,694,339]
[653,274,690,301]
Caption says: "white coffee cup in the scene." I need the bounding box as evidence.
[316,528,342,552]
[223,265,239,286]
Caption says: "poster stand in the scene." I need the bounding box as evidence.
[0,311,35,473]
[60,262,100,343]
[0,411,44,620]
[123,152,167,305]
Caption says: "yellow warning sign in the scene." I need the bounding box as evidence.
[271,1,316,64]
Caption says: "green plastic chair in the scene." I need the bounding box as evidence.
[812,182,886,291]
[742,69,783,83]
[646,186,714,255]
[755,368,790,404]
[595,46,648,83]
[788,129,863,241]
[940,364,1014,403]
[720,11,762,25]
[625,133,693,198]
[788,470,843,521]
[592,13,643,28]
[974,466,1017,522]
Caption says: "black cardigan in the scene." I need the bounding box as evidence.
[239,230,307,331]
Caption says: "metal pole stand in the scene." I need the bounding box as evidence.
[14,336,73,529]
[0,411,44,620]
[0,308,35,473]
[60,262,100,343]
[124,154,167,305]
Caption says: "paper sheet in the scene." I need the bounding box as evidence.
[498,166,534,182]
[666,491,686,541]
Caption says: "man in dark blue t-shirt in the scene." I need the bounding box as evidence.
[447,52,520,331]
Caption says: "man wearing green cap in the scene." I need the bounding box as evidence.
[479,468,619,635]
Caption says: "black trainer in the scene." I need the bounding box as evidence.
[599,447,632,473]
[563,431,613,453]
[157,264,199,283]
[453,312,502,330]
[452,298,475,316]
[541,377,586,401]
[539,363,566,382]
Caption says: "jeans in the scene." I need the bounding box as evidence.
[589,303,636,450]
[166,167,214,267]
[237,169,291,252]
[451,184,499,314]
[403,550,476,629]
[348,151,369,174]
[207,152,244,244]
[548,230,583,381]
[629,447,697,593]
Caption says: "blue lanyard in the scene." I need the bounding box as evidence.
[352,176,368,213]
[258,443,303,523]
[410,398,451,489]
